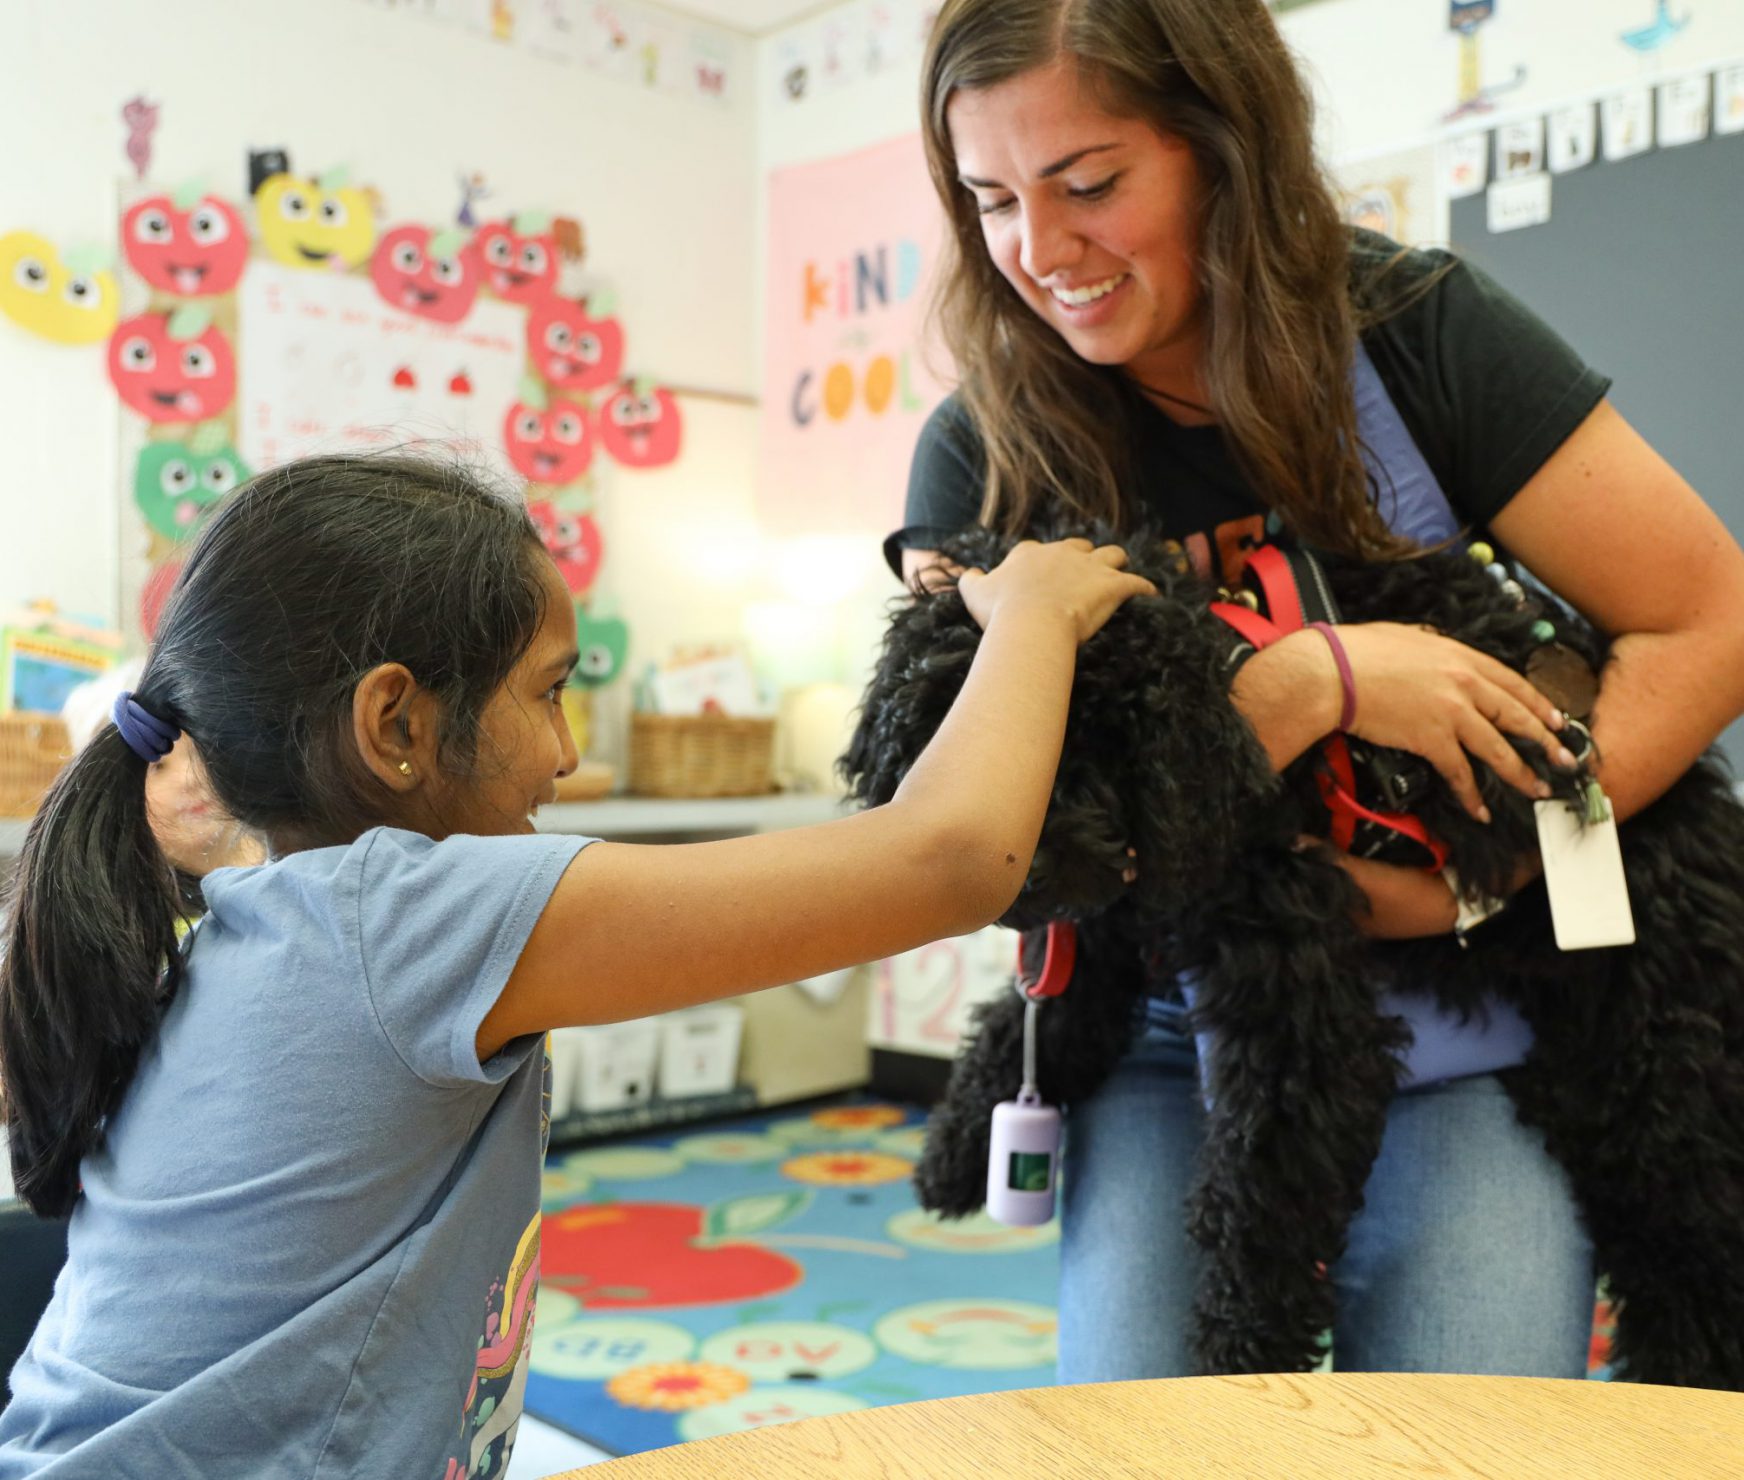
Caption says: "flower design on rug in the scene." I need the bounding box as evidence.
[781,1151,914,1186]
[607,1361,751,1412]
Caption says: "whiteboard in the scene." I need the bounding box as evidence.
[236,262,524,478]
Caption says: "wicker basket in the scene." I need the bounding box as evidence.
[0,712,72,817]
[629,712,776,798]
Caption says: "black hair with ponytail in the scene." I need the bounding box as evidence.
[0,453,549,1216]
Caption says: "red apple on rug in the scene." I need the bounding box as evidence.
[541,1202,804,1310]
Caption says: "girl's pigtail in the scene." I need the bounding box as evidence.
[0,724,185,1216]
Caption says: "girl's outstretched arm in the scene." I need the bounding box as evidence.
[477,540,1153,1058]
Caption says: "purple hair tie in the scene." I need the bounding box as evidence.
[112,691,181,764]
[1306,621,1357,732]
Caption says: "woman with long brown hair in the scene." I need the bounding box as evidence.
[892,0,1744,1380]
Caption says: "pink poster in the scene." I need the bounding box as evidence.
[760,133,950,536]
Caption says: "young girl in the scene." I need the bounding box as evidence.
[0,453,1153,1478]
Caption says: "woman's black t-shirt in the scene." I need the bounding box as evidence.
[888,231,1612,583]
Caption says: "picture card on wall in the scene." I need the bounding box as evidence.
[1494,118,1545,180]
[1601,89,1654,160]
[1656,76,1712,148]
[1440,132,1490,199]
[1486,172,1552,235]
[237,261,523,478]
[1719,66,1744,136]
[1547,103,1597,173]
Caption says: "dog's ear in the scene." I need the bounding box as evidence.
[839,588,980,805]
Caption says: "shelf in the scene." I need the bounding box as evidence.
[534,791,850,838]
[546,1084,761,1149]
[0,793,855,860]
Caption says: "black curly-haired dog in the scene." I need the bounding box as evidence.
[842,526,1744,1388]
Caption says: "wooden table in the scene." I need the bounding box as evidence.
[545,1373,1744,1478]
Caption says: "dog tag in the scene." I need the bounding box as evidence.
[1534,792,1636,950]
[1525,642,1599,720]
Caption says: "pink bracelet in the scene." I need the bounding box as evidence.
[1307,621,1357,731]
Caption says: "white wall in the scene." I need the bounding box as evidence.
[0,0,765,760]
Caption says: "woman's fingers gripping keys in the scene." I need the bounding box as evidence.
[1337,622,1579,823]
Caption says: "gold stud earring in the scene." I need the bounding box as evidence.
[397,761,413,777]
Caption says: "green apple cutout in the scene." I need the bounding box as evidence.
[134,428,251,541]
[572,605,629,689]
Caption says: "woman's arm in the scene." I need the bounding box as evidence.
[1333,398,1744,936]
[1488,398,1744,820]
[477,541,1154,1058]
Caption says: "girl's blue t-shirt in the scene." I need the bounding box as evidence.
[0,826,591,1480]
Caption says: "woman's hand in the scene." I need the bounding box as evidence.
[901,548,965,594]
[1307,844,1458,939]
[1330,622,1577,822]
[959,537,1157,644]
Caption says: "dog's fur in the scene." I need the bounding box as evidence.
[842,527,1744,1387]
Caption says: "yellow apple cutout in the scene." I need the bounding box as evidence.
[255,168,376,270]
[0,232,119,344]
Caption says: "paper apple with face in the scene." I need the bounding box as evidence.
[370,225,481,323]
[572,608,630,689]
[598,377,682,469]
[503,376,594,486]
[541,1202,804,1310]
[123,186,248,296]
[108,306,236,423]
[474,213,558,303]
[139,558,182,641]
[255,167,377,270]
[528,500,603,595]
[135,434,250,542]
[526,293,624,393]
[0,232,119,345]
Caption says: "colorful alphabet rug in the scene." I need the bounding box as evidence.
[525,1099,1063,1455]
[524,1098,1616,1457]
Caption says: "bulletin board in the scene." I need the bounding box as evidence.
[1448,125,1744,770]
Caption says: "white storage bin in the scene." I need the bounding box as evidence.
[546,1028,588,1120]
[657,1004,745,1099]
[573,1019,661,1112]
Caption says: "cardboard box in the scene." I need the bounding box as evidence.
[657,1004,745,1099]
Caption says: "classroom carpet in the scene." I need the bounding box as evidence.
[524,1098,1615,1458]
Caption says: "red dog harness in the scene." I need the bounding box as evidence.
[1210,544,1449,872]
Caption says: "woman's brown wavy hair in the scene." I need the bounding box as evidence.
[921,0,1413,557]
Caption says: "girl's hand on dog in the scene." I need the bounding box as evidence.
[958,538,1157,645]
[1323,621,1579,823]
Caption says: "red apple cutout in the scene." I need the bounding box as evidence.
[541,1202,804,1311]
[140,559,182,641]
[528,501,603,595]
[108,307,236,423]
[369,224,481,323]
[474,215,558,303]
[503,378,593,486]
[122,189,248,296]
[598,379,683,469]
[526,294,624,393]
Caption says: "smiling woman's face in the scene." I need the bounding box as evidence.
[947,57,1209,404]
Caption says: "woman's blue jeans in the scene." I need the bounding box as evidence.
[1057,999,1597,1381]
